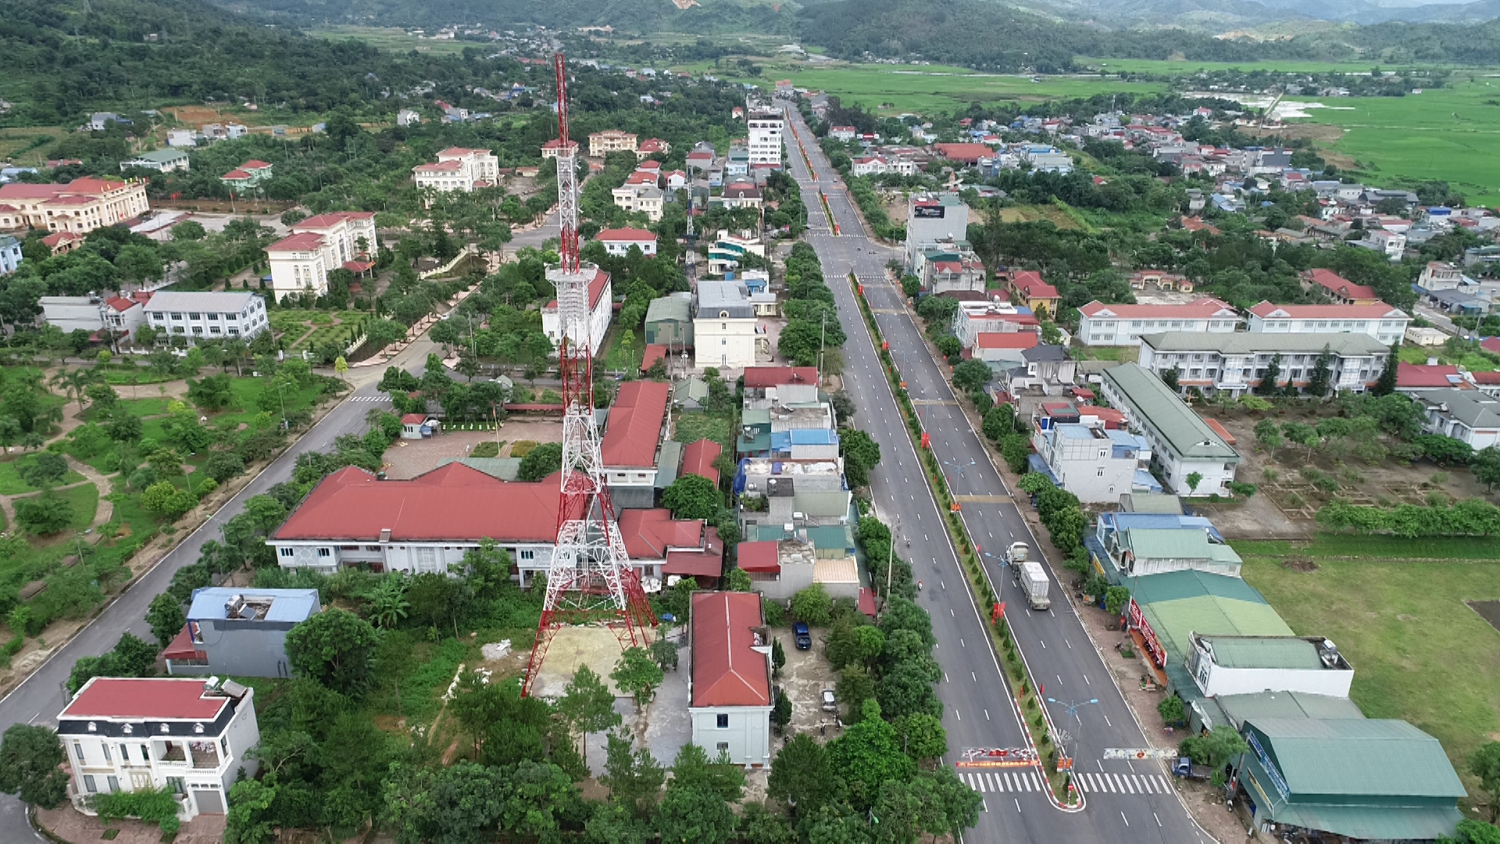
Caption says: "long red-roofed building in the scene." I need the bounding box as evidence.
[617,508,723,585]
[601,380,671,509]
[742,365,819,395]
[269,463,585,585]
[1299,269,1381,306]
[58,677,260,819]
[1078,297,1240,347]
[412,147,499,195]
[689,591,773,766]
[681,438,723,487]
[1246,301,1409,345]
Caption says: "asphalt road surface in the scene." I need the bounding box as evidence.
[782,105,1215,844]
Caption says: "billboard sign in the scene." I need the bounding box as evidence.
[1127,598,1168,668]
[912,204,945,219]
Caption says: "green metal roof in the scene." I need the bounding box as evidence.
[1122,528,1212,560]
[1121,492,1183,514]
[1103,364,1239,463]
[793,490,851,518]
[1132,570,1291,660]
[436,457,521,481]
[1217,692,1365,729]
[655,440,683,489]
[645,295,691,325]
[131,148,189,162]
[1139,331,1389,356]
[1246,718,1467,800]
[1199,636,1322,670]
[804,524,854,553]
[742,408,771,426]
[1262,802,1461,842]
[673,378,708,404]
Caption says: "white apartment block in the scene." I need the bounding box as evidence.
[589,130,638,158]
[0,178,150,235]
[1077,298,1240,347]
[694,280,760,369]
[1030,421,1152,504]
[412,147,499,194]
[747,111,784,168]
[265,212,379,301]
[1246,302,1409,346]
[143,292,268,344]
[1136,332,1391,398]
[58,678,260,820]
[1100,364,1240,498]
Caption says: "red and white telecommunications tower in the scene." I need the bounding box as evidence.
[522,54,656,698]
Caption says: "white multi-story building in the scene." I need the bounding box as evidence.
[1077,298,1240,347]
[0,235,21,276]
[142,292,268,344]
[904,192,968,271]
[1100,363,1240,497]
[119,149,190,174]
[611,183,664,222]
[689,591,773,767]
[541,266,612,354]
[1030,420,1153,504]
[1408,389,1500,449]
[694,280,760,369]
[58,678,260,820]
[1359,229,1406,261]
[1188,634,1353,699]
[952,299,1039,347]
[1136,332,1391,398]
[1246,302,1409,346]
[412,147,499,194]
[0,178,150,235]
[747,111,784,169]
[265,212,379,301]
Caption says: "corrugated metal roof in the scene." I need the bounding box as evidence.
[1121,527,1213,560]
[1247,718,1466,799]
[188,587,319,623]
[645,293,692,325]
[1133,570,1290,660]
[1139,331,1388,356]
[1199,636,1322,670]
[1103,364,1238,462]
[1265,802,1461,841]
[1217,692,1365,728]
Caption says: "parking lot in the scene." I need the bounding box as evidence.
[774,625,844,741]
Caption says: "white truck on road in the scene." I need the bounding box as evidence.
[1017,561,1051,611]
[1003,542,1029,566]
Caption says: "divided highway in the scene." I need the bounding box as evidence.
[783,105,1215,844]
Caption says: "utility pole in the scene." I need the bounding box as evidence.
[817,310,826,374]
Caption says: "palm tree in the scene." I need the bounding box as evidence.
[49,368,95,416]
[367,575,410,629]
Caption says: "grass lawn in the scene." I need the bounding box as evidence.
[598,321,645,374]
[1069,345,1136,362]
[1292,77,1500,206]
[1399,344,1499,373]
[0,127,69,167]
[11,482,101,535]
[998,204,1081,229]
[0,456,86,495]
[1072,57,1453,75]
[673,410,735,450]
[99,368,179,387]
[1237,536,1500,803]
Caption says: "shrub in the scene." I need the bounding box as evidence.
[1227,481,1257,498]
[471,441,501,458]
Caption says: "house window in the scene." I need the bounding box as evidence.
[280,547,294,558]
[120,744,129,762]
[83,775,97,794]
[717,742,729,754]
[102,744,111,762]
[317,548,331,558]
[716,713,729,728]
[166,777,185,795]
[106,776,119,794]
[520,549,535,561]
[220,738,228,756]
[1097,467,1105,477]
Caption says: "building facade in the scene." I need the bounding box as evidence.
[265,212,379,301]
[590,131,639,158]
[601,381,670,510]
[142,292,268,344]
[163,588,320,679]
[746,112,784,168]
[120,149,190,173]
[1246,302,1409,345]
[1100,364,1240,497]
[904,193,969,270]
[595,227,658,257]
[694,280,759,369]
[1136,332,1391,397]
[1077,298,1240,347]
[58,678,260,820]
[0,235,22,276]
[1031,421,1151,504]
[0,178,150,235]
[412,147,499,194]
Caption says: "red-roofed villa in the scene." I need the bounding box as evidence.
[690,591,773,766]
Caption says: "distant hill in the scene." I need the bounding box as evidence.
[211,0,797,34]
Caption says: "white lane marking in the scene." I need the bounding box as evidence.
[1015,798,1021,813]
[944,673,950,683]
[1104,714,1113,727]
[1084,674,1091,686]
[950,608,955,617]
[1097,760,1104,772]
[1128,760,1136,773]
[971,671,977,682]
[1004,772,1014,791]
[955,710,961,721]
[1155,812,1162,827]
[1125,775,1137,794]
[1122,812,1130,827]
[1039,639,1046,649]
[960,638,965,648]
[1056,675,1062,686]
[1109,774,1122,792]
[1066,638,1072,649]
[984,709,991,720]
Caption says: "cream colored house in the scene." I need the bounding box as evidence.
[589,130,638,158]
[412,147,499,195]
[265,212,378,301]
[694,281,760,369]
[0,178,149,234]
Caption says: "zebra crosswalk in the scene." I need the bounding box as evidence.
[347,395,392,402]
[960,769,1048,794]
[1071,771,1173,796]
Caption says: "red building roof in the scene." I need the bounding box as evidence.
[1481,337,1500,355]
[641,344,667,371]
[931,143,993,164]
[596,227,656,243]
[601,381,669,468]
[681,438,723,487]
[104,296,138,313]
[1470,370,1500,385]
[1247,301,1403,320]
[664,527,723,579]
[1396,363,1465,389]
[975,332,1040,351]
[1302,269,1378,302]
[221,169,253,181]
[267,232,325,252]
[62,678,229,721]
[297,211,375,229]
[272,464,572,543]
[691,592,771,708]
[736,541,780,574]
[1011,270,1059,300]
[240,160,273,170]
[857,587,878,618]
[1079,297,1234,320]
[162,625,207,661]
[743,366,819,389]
[618,508,705,559]
[543,268,611,312]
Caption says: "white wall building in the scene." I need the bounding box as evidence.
[1137,332,1391,397]
[747,111,784,168]
[1077,298,1240,347]
[694,280,760,369]
[1408,389,1500,449]
[1246,302,1409,346]
[265,212,379,302]
[541,267,612,354]
[689,591,773,767]
[904,192,969,271]
[0,178,150,235]
[142,292,268,344]
[119,149,190,173]
[594,227,658,257]
[58,678,260,820]
[412,147,499,194]
[1188,634,1353,699]
[1100,364,1240,497]
[1031,422,1152,504]
[39,296,107,336]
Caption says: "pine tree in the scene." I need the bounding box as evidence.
[1256,353,1283,396]
[1372,343,1399,396]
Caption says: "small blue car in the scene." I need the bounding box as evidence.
[793,622,812,650]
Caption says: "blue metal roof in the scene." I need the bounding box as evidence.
[188,588,320,623]
[1098,512,1222,543]
[789,428,838,446]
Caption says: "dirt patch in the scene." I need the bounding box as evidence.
[776,626,843,737]
[1467,600,1500,634]
[162,105,237,128]
[1281,556,1318,572]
